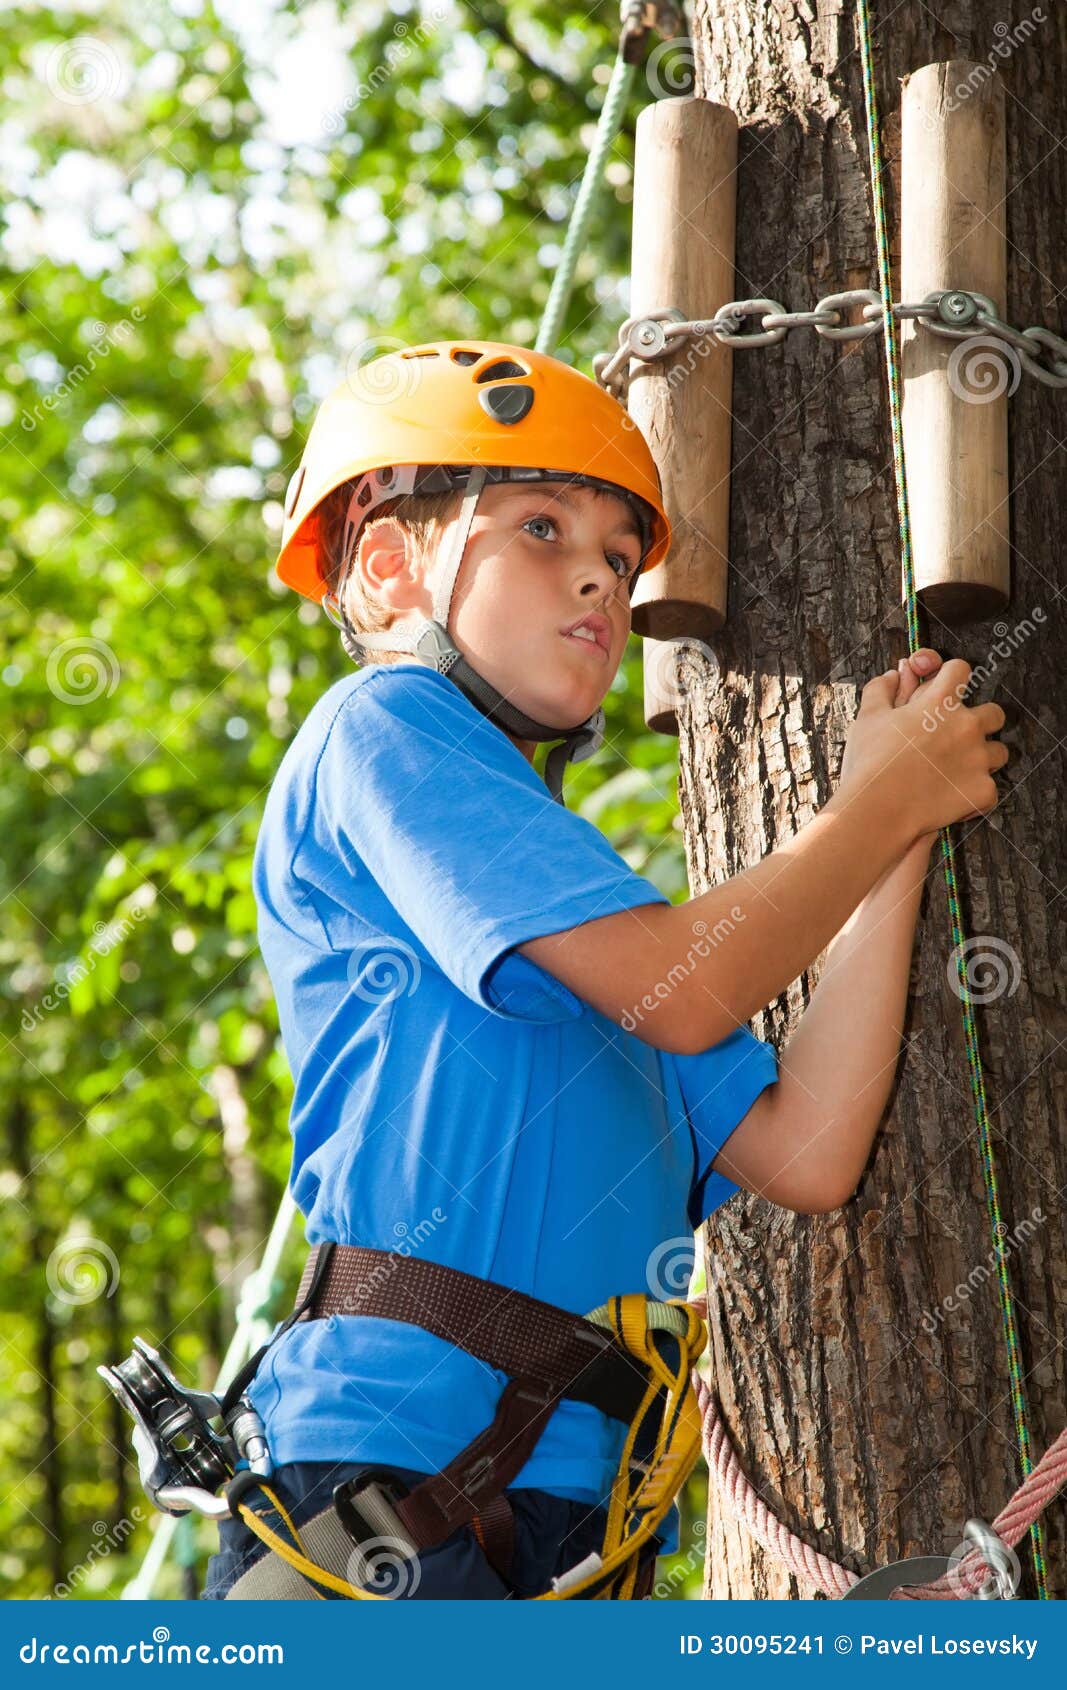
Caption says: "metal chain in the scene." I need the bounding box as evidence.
[593,288,1067,397]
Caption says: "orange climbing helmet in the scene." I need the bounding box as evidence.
[276,339,671,603]
[274,339,671,807]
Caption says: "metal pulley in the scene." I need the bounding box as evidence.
[98,1335,273,1521]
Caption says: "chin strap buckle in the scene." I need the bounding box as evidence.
[568,707,606,764]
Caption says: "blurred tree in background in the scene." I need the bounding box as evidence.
[1,0,699,1596]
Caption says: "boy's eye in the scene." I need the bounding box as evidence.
[523,514,638,582]
[523,514,557,542]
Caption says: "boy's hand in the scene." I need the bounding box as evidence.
[892,650,943,855]
[837,647,1009,850]
[893,646,942,705]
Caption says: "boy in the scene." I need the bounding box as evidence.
[204,341,1006,1601]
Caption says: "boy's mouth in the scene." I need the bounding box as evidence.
[561,612,611,660]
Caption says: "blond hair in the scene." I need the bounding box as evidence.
[315,480,464,664]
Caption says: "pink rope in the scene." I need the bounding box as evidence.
[695,1373,856,1597]
[895,1423,1067,1601]
[689,1301,1067,1600]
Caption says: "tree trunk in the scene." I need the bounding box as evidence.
[684,0,1067,1599]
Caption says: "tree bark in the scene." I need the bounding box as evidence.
[685,0,1067,1599]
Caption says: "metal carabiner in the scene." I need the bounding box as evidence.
[962,1517,1018,1600]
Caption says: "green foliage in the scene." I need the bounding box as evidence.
[1,0,687,1597]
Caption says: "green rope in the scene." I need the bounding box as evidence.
[855,0,1049,1598]
[535,54,635,355]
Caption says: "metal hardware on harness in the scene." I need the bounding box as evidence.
[334,1472,421,1585]
[963,1517,1018,1601]
[98,1336,273,1520]
[839,1555,953,1599]
[593,288,1067,397]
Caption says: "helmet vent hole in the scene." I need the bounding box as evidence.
[401,349,440,359]
[450,348,481,365]
[475,359,528,382]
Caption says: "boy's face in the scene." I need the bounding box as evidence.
[356,478,645,762]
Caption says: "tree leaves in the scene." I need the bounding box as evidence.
[2,0,684,1593]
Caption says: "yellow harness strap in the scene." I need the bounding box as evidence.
[236,1292,707,1601]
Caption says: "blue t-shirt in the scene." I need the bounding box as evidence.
[247,662,778,1559]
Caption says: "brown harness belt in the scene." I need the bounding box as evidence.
[289,1242,653,1582]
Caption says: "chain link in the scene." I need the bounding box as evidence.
[593,289,1067,396]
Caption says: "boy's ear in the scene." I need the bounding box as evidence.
[355,517,424,607]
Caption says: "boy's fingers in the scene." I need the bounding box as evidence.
[858,670,901,711]
[908,647,941,676]
[893,657,918,706]
[894,648,942,707]
[914,654,972,702]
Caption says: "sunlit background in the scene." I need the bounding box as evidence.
[1,0,705,1597]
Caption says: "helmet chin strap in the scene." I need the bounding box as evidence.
[324,465,606,806]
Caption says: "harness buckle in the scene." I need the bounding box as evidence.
[333,1470,421,1580]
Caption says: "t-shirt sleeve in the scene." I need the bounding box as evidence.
[308,665,670,1022]
[669,1026,779,1227]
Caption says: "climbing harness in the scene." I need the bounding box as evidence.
[101,1244,708,1601]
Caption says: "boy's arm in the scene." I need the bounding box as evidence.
[522,652,1003,1056]
[707,833,935,1212]
[706,651,947,1212]
[520,773,913,1055]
